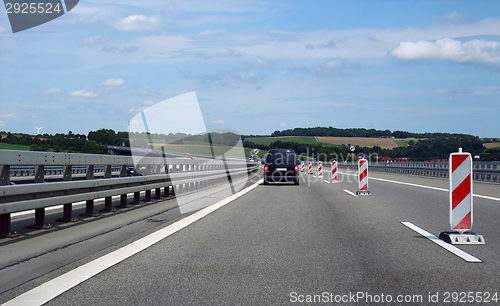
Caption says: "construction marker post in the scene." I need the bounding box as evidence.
[301,161,305,172]
[439,148,484,244]
[308,161,312,174]
[356,158,371,195]
[331,160,338,183]
[318,161,323,177]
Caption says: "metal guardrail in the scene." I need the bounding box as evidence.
[337,161,500,182]
[0,150,258,238]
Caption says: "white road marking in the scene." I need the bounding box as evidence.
[343,189,358,197]
[339,171,500,202]
[324,180,330,184]
[1,180,263,306]
[401,221,482,263]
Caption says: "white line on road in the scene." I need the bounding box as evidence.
[401,221,482,263]
[324,180,330,184]
[1,180,264,306]
[339,171,500,202]
[343,189,358,197]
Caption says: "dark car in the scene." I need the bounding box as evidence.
[263,149,299,185]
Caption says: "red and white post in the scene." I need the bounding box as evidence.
[308,161,312,174]
[439,148,484,244]
[318,161,323,177]
[331,160,338,183]
[356,158,370,195]
[301,161,305,172]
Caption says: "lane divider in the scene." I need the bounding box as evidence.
[401,221,481,263]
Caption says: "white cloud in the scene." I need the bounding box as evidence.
[197,48,243,59]
[82,36,111,45]
[389,38,500,66]
[434,12,474,24]
[0,27,7,34]
[0,113,16,119]
[253,56,274,68]
[280,122,286,127]
[69,90,97,98]
[315,58,358,77]
[0,120,4,127]
[115,15,162,32]
[199,30,227,36]
[232,71,263,83]
[213,120,225,124]
[41,88,62,95]
[142,100,154,106]
[99,78,126,87]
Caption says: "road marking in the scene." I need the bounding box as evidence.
[343,189,358,197]
[401,221,482,263]
[1,180,263,306]
[339,171,500,202]
[324,180,330,184]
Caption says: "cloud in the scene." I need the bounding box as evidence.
[305,44,315,50]
[213,120,225,124]
[115,15,162,32]
[69,90,97,98]
[0,120,4,127]
[101,45,140,53]
[196,48,243,59]
[280,122,286,127]
[0,27,7,34]
[317,39,338,49]
[199,30,227,36]
[82,36,111,45]
[142,100,154,106]
[183,71,225,86]
[232,71,263,83]
[388,38,500,67]
[253,56,274,68]
[315,58,358,77]
[434,12,474,24]
[0,113,16,119]
[99,78,126,87]
[446,88,475,94]
[41,88,62,95]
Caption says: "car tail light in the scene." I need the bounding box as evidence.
[265,165,268,172]
[295,165,298,172]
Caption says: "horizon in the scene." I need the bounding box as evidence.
[1,1,500,138]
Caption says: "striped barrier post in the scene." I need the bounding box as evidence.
[439,148,484,244]
[308,161,312,174]
[318,161,323,177]
[331,160,338,183]
[301,161,305,172]
[356,158,370,195]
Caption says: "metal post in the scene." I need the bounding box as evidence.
[81,165,99,217]
[57,165,78,222]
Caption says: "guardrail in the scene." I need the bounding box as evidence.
[336,161,500,183]
[0,150,258,238]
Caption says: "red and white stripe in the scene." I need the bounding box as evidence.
[318,161,323,177]
[301,161,305,172]
[358,158,368,191]
[331,160,338,183]
[308,161,312,174]
[449,152,473,232]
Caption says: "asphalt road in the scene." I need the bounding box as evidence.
[1,169,500,305]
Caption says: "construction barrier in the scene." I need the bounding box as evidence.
[308,161,312,174]
[318,161,323,177]
[301,161,305,172]
[356,158,370,195]
[439,148,484,244]
[331,160,338,183]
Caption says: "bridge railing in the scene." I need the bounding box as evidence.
[336,160,500,182]
[0,150,258,238]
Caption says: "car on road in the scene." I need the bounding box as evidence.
[263,149,299,185]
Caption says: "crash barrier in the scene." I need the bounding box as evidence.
[0,150,258,238]
[337,161,500,183]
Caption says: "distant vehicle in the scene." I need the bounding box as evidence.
[263,149,299,185]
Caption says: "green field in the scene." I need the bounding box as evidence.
[0,143,31,150]
[245,136,340,147]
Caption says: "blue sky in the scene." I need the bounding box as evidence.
[1,0,499,137]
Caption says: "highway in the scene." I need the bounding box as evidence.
[1,168,500,305]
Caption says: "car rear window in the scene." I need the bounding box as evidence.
[266,151,297,165]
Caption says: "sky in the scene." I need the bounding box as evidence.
[0,0,499,137]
